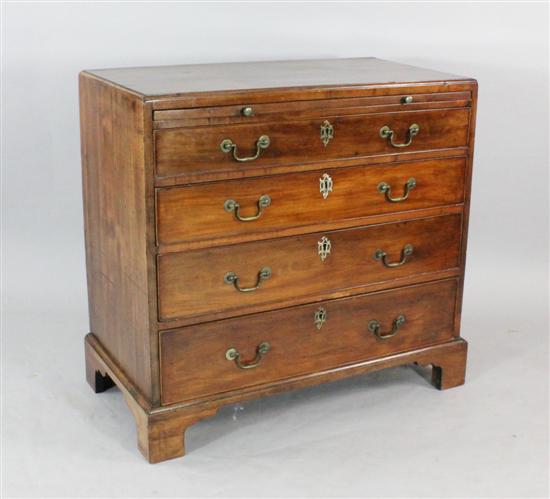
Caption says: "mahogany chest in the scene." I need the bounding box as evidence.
[80,58,477,463]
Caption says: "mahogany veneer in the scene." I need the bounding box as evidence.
[157,214,462,322]
[80,57,477,463]
[155,108,470,178]
[156,157,466,248]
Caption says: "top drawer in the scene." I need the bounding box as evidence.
[154,107,471,180]
[153,91,471,125]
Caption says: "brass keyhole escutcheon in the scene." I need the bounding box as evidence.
[320,120,334,147]
[318,236,332,262]
[319,173,333,199]
[314,307,328,330]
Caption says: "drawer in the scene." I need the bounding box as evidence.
[155,108,470,179]
[157,214,462,322]
[160,279,458,404]
[156,157,466,247]
[153,92,471,126]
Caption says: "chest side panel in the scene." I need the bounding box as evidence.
[80,73,155,401]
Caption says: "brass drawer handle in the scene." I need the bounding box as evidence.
[224,267,272,292]
[379,123,420,148]
[225,342,271,369]
[368,314,406,340]
[374,244,414,268]
[220,135,270,162]
[224,194,271,222]
[378,178,416,203]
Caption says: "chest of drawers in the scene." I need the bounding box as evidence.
[81,58,477,463]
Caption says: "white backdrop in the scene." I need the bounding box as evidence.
[2,2,548,497]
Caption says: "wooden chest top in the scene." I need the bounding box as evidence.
[85,57,474,99]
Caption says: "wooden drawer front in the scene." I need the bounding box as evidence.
[153,92,471,126]
[157,158,466,247]
[157,214,462,322]
[155,108,470,179]
[160,279,458,404]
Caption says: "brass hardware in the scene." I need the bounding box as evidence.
[374,244,414,268]
[225,342,271,369]
[220,135,270,162]
[318,236,332,262]
[401,95,414,104]
[320,120,334,147]
[314,307,327,330]
[368,314,406,340]
[319,173,333,199]
[224,267,272,292]
[241,106,254,117]
[224,194,271,222]
[378,178,416,203]
[379,123,420,148]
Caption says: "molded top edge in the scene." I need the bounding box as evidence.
[84,57,474,99]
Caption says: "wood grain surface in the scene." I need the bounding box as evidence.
[85,57,473,98]
[153,91,471,128]
[155,108,470,179]
[160,279,458,404]
[156,157,466,247]
[80,73,155,400]
[157,214,462,322]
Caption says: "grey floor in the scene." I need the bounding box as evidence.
[3,242,549,497]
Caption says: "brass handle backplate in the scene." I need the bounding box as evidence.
[224,194,271,222]
[378,178,416,203]
[374,244,414,268]
[225,342,271,369]
[220,135,270,162]
[224,267,272,292]
[368,314,406,340]
[379,123,420,148]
